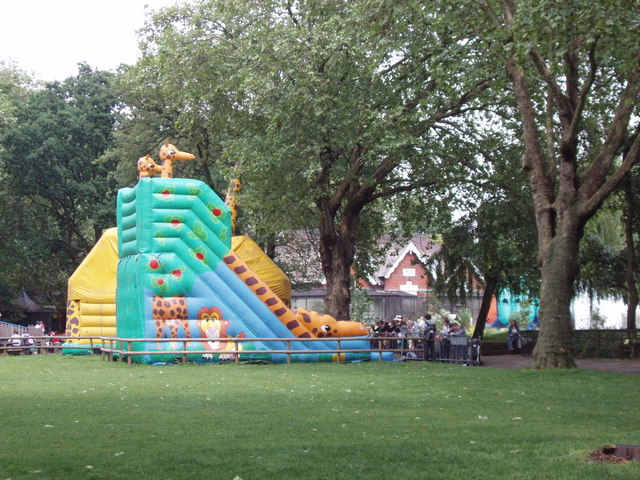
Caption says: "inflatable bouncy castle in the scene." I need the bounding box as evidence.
[65,228,118,350]
[485,290,539,330]
[66,143,390,363]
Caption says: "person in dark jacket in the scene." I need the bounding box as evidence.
[507,320,521,352]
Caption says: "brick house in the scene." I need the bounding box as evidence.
[366,234,440,294]
[281,232,482,321]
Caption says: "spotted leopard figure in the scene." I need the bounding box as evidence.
[152,295,190,347]
[65,300,81,344]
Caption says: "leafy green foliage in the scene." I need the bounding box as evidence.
[127,0,496,318]
[0,65,119,312]
[0,183,67,308]
[349,280,375,324]
[426,134,539,304]
[577,227,626,300]
[1,65,118,265]
[456,307,473,329]
[0,62,33,133]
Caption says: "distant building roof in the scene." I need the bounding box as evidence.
[274,231,441,289]
[12,290,55,313]
[371,234,441,283]
[273,230,324,286]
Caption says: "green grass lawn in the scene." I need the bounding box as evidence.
[1,355,638,480]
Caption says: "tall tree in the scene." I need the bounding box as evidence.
[622,168,640,333]
[0,64,58,314]
[468,0,640,367]
[134,0,493,319]
[0,65,118,278]
[425,133,539,339]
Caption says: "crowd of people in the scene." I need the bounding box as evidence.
[6,322,62,355]
[368,313,470,362]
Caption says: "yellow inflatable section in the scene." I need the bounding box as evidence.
[65,231,293,347]
[65,227,119,347]
[231,235,291,306]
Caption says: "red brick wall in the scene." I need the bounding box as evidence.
[384,253,430,291]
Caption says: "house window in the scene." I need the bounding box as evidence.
[403,268,416,277]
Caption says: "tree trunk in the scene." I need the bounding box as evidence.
[315,149,372,321]
[472,274,498,339]
[319,194,360,320]
[263,235,277,260]
[322,241,353,321]
[533,228,580,369]
[317,201,358,320]
[318,226,356,320]
[624,181,638,333]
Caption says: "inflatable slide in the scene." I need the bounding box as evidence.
[115,177,388,364]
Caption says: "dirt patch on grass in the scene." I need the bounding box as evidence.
[588,444,640,464]
[588,449,629,464]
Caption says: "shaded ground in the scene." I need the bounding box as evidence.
[482,354,640,375]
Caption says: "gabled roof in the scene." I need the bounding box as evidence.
[273,230,441,289]
[371,234,441,283]
[12,289,55,313]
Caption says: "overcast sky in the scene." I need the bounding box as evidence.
[1,0,180,82]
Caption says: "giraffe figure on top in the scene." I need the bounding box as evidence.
[137,155,163,180]
[224,177,242,235]
[159,141,196,178]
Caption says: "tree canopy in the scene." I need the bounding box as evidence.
[129,0,496,319]
[0,65,119,318]
[464,0,640,367]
